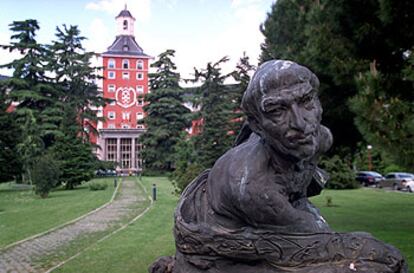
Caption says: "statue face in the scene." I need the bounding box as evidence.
[258,82,322,160]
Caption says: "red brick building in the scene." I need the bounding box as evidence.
[96,6,151,173]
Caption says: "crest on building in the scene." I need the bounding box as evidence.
[116,87,137,108]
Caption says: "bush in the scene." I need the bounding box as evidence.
[31,153,60,198]
[88,181,108,191]
[170,163,204,194]
[320,155,359,190]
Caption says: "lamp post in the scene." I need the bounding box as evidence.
[367,145,373,171]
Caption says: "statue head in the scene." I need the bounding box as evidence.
[241,60,323,161]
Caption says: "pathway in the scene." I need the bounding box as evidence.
[0,179,147,273]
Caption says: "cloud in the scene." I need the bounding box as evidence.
[85,0,152,23]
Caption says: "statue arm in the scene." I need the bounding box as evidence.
[238,186,329,233]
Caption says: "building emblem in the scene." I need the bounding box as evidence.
[115,87,137,108]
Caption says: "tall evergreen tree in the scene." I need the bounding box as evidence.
[47,25,105,188]
[230,53,255,136]
[140,49,191,172]
[193,57,234,168]
[0,87,22,182]
[260,0,414,165]
[48,24,106,141]
[0,20,62,148]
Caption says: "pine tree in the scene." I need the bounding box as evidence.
[47,25,104,188]
[1,20,63,148]
[193,57,234,168]
[260,0,414,168]
[140,49,191,172]
[230,53,255,137]
[48,24,106,141]
[0,87,22,182]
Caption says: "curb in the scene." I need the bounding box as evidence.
[0,178,122,252]
[45,177,153,273]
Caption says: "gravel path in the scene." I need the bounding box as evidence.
[0,179,147,273]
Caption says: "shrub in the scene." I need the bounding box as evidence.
[320,155,359,190]
[170,163,204,194]
[31,153,60,198]
[88,181,108,191]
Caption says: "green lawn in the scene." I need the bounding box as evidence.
[56,179,414,273]
[0,178,116,248]
[55,176,177,273]
[311,188,414,267]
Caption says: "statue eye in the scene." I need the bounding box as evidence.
[269,106,286,117]
[301,95,314,109]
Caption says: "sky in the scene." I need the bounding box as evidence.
[0,0,275,83]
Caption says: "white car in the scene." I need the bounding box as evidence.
[404,180,414,193]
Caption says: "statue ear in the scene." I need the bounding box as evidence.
[319,126,333,153]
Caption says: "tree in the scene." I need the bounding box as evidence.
[260,0,414,170]
[31,152,60,198]
[1,20,63,148]
[0,88,22,182]
[140,49,191,172]
[193,57,234,168]
[48,24,106,141]
[230,53,255,136]
[51,104,97,190]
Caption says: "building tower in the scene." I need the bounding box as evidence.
[97,6,151,174]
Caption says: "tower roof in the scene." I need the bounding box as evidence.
[103,35,150,57]
[116,5,135,19]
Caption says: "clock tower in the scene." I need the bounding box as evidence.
[97,5,151,174]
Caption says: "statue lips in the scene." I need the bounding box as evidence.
[286,132,313,146]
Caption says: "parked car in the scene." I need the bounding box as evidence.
[404,181,414,193]
[379,172,414,190]
[355,171,384,186]
[96,169,117,177]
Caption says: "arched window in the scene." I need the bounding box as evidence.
[136,60,144,70]
[122,59,129,69]
[123,20,128,30]
[108,59,115,69]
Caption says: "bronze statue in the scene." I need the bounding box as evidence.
[150,60,408,273]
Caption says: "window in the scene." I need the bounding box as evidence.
[108,123,115,129]
[108,59,115,69]
[108,111,116,119]
[122,112,130,120]
[123,20,128,30]
[108,84,116,92]
[120,138,132,168]
[136,125,144,129]
[123,45,129,51]
[136,72,143,80]
[136,85,144,93]
[122,124,130,129]
[109,100,116,106]
[135,139,143,168]
[136,60,144,70]
[106,138,117,161]
[137,99,144,106]
[122,59,129,69]
[108,71,115,79]
[136,112,144,120]
[122,72,130,79]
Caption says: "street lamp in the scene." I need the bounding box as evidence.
[367,145,373,171]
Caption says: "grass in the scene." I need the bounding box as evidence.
[56,179,414,273]
[55,176,177,273]
[0,177,117,248]
[311,188,414,267]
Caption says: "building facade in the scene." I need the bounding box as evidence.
[96,7,151,174]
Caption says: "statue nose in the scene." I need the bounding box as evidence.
[290,104,306,131]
